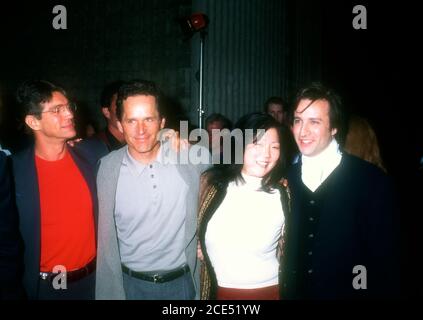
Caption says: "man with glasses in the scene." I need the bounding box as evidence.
[11,80,108,299]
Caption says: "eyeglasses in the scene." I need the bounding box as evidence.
[41,102,77,115]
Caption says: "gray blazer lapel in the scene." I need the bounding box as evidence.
[96,147,126,299]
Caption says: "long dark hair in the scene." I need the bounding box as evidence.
[205,112,285,192]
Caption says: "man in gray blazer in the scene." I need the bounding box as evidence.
[95,80,209,300]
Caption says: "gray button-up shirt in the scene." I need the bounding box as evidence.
[115,143,188,272]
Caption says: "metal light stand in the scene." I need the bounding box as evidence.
[197,30,206,130]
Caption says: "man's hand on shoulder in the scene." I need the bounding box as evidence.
[66,138,83,147]
[160,129,189,153]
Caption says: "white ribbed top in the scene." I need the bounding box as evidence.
[205,173,284,289]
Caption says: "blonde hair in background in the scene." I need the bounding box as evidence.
[344,115,386,172]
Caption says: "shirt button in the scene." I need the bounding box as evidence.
[308,233,314,238]
[309,217,314,222]
[308,269,313,274]
[153,185,157,189]
[308,251,313,256]
[151,174,154,178]
[310,200,315,204]
[150,165,153,168]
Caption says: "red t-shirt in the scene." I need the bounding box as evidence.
[35,151,96,272]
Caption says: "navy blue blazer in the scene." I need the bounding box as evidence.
[11,139,108,299]
[282,153,401,299]
[0,152,23,298]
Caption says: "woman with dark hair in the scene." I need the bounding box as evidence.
[197,112,290,300]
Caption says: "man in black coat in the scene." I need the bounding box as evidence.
[281,83,400,299]
[0,151,24,299]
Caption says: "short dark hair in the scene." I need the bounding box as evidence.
[291,82,346,141]
[15,80,67,119]
[264,96,286,113]
[116,79,163,121]
[205,113,232,130]
[100,80,125,109]
[205,112,285,193]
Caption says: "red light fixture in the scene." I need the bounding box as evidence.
[178,13,209,38]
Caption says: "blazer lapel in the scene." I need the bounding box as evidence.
[13,145,42,276]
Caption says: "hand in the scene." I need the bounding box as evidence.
[67,138,83,147]
[160,129,189,152]
[197,241,204,262]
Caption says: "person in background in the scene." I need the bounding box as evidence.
[264,96,287,125]
[0,137,25,299]
[0,85,22,155]
[205,113,232,165]
[263,96,299,166]
[95,80,126,151]
[343,114,386,172]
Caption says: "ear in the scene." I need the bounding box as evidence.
[331,127,338,137]
[160,117,166,129]
[101,107,111,119]
[25,115,41,131]
[117,120,124,134]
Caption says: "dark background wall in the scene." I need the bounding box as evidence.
[190,0,326,125]
[191,0,290,124]
[1,0,193,131]
[1,1,418,151]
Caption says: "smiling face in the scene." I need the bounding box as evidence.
[25,91,76,142]
[241,127,280,178]
[118,94,165,163]
[292,99,337,157]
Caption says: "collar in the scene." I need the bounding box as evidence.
[301,138,342,166]
[122,142,169,176]
[301,139,342,192]
[233,172,263,191]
